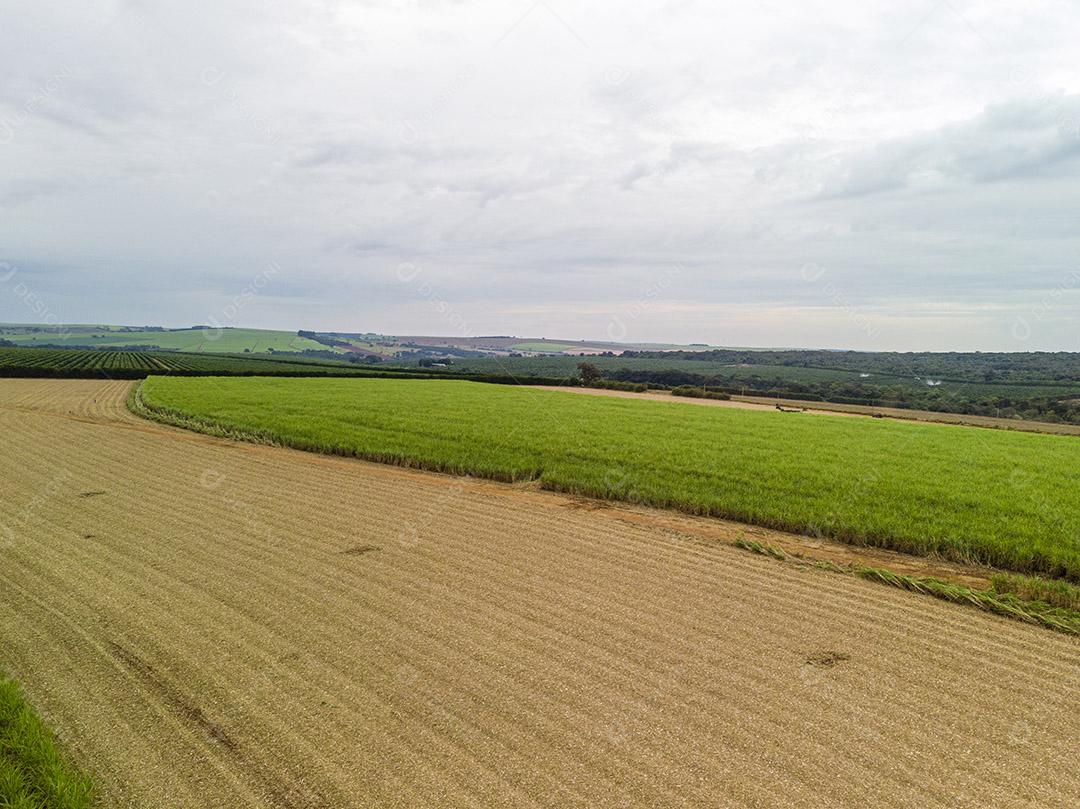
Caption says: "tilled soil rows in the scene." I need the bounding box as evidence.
[1,379,1077,808]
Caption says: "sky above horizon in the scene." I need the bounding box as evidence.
[2,1,1080,351]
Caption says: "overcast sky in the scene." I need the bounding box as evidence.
[2,1,1080,350]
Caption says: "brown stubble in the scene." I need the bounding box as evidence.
[0,379,1077,808]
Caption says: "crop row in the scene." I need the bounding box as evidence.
[0,347,367,377]
[0,349,176,371]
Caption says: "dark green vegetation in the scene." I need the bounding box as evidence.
[671,385,731,401]
[0,677,94,808]
[137,376,1080,583]
[0,347,401,378]
[430,350,1080,424]
[0,347,574,383]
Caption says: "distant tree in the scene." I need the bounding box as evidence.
[578,361,603,384]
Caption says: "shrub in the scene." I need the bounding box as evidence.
[671,385,731,400]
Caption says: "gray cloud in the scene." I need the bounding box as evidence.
[824,95,1080,197]
[2,0,1080,350]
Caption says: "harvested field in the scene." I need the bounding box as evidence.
[1,379,1079,808]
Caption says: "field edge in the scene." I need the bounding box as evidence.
[128,379,1080,635]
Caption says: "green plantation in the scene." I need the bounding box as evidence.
[137,376,1080,582]
[0,347,441,379]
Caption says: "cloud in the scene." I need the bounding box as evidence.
[824,95,1080,198]
[2,0,1080,350]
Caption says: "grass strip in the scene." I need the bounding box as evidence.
[0,676,94,808]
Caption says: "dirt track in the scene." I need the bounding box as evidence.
[1,379,1078,808]
[537,385,1080,435]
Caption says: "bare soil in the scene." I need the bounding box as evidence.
[1,379,1078,808]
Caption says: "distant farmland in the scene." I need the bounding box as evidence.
[1,326,329,354]
[137,376,1080,582]
[0,324,716,357]
[0,347,442,379]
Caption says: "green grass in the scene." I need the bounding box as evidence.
[3,327,330,354]
[137,376,1080,582]
[0,677,94,808]
[990,572,1080,611]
